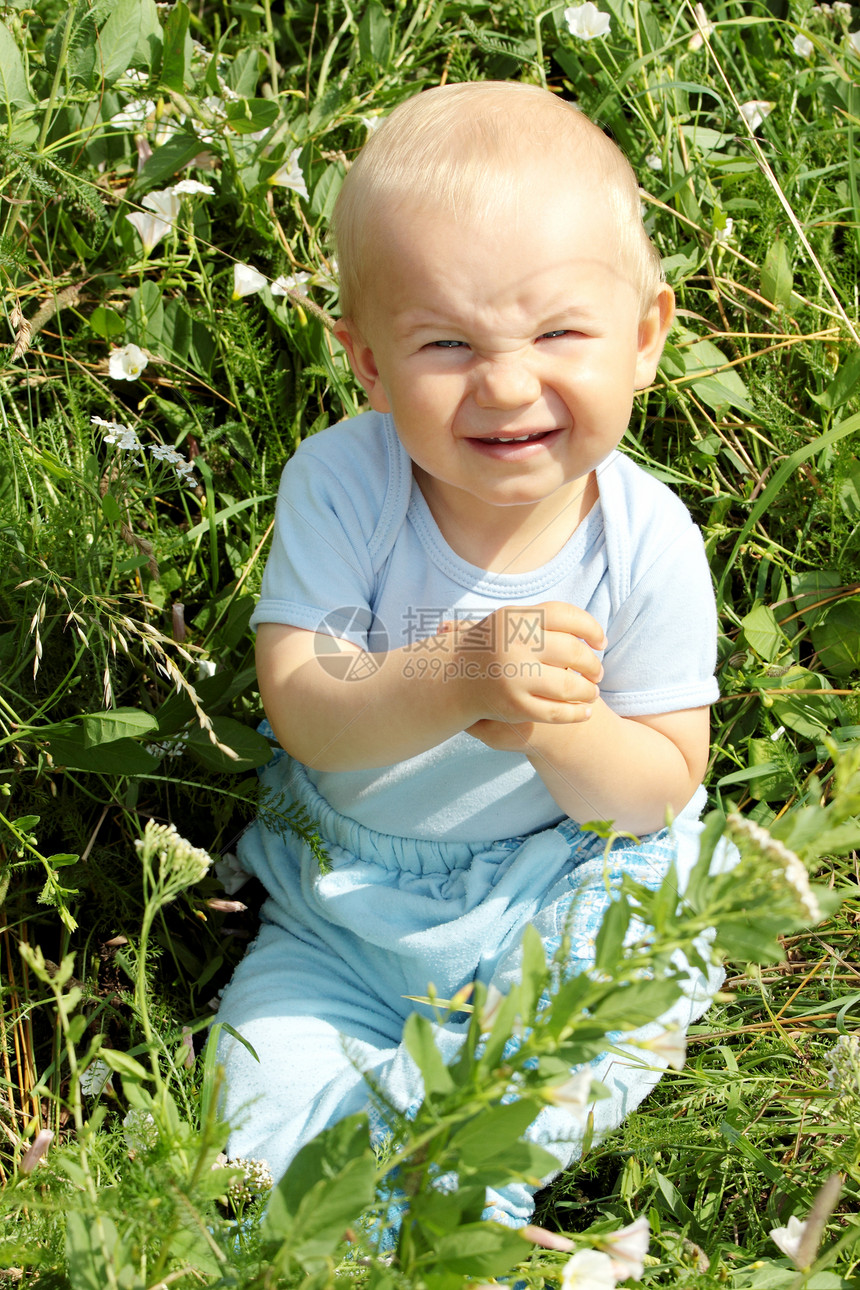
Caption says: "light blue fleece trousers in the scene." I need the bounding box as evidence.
[215,748,730,1228]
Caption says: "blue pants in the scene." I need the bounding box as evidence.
[216,752,726,1226]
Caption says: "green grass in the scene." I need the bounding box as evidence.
[0,0,859,1285]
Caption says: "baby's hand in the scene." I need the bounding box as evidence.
[443,601,606,729]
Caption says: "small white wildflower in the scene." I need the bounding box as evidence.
[223,1155,274,1203]
[215,852,252,895]
[601,1216,650,1282]
[826,1032,860,1100]
[645,153,662,170]
[560,1248,617,1290]
[109,343,148,381]
[233,263,267,299]
[142,188,182,222]
[126,188,181,253]
[811,2,831,12]
[739,100,774,131]
[79,1057,112,1096]
[123,1108,158,1154]
[271,271,311,297]
[792,32,814,56]
[770,725,786,741]
[545,1067,594,1120]
[359,114,383,132]
[121,69,149,86]
[154,115,183,147]
[849,30,860,55]
[91,415,141,452]
[135,819,213,893]
[269,147,309,199]
[198,659,217,680]
[770,1214,808,1265]
[109,99,156,129]
[640,1028,687,1071]
[833,1,852,13]
[564,2,611,39]
[171,179,215,196]
[714,216,734,244]
[145,733,188,758]
[688,2,714,49]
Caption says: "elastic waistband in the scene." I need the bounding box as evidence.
[258,751,578,878]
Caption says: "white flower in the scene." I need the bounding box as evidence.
[739,99,773,131]
[126,187,181,252]
[560,1248,617,1290]
[792,32,814,56]
[688,3,714,49]
[109,99,156,129]
[215,852,252,895]
[148,442,198,485]
[564,3,611,39]
[233,262,267,299]
[271,271,311,297]
[714,216,734,244]
[833,2,852,14]
[812,3,832,13]
[108,344,148,382]
[645,153,662,170]
[198,659,217,680]
[171,179,215,196]
[849,30,860,55]
[770,1214,808,1265]
[359,114,382,132]
[601,1217,650,1281]
[19,1129,54,1175]
[91,415,142,452]
[123,1109,158,1154]
[269,147,309,199]
[640,1028,687,1070]
[546,1067,594,1120]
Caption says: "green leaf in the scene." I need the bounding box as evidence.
[0,22,34,109]
[741,602,786,663]
[449,1101,539,1167]
[358,1,390,66]
[761,236,794,310]
[433,1222,527,1276]
[186,717,273,772]
[746,738,795,801]
[66,1211,130,1290]
[132,0,163,71]
[754,667,843,739]
[80,708,159,744]
[675,332,754,415]
[47,853,80,867]
[135,134,203,187]
[587,978,682,1031]
[100,1048,151,1082]
[100,492,122,523]
[225,98,279,134]
[593,894,631,973]
[98,0,142,85]
[47,733,160,775]
[89,306,125,339]
[160,0,189,89]
[838,460,860,519]
[310,162,344,221]
[811,599,860,679]
[402,1013,454,1096]
[817,348,860,411]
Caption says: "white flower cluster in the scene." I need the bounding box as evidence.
[558,1217,651,1287]
[825,1032,860,1105]
[232,264,315,301]
[224,1155,274,1203]
[91,413,198,486]
[725,813,823,924]
[126,181,215,254]
[135,819,213,889]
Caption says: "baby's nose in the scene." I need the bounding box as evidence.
[472,356,541,409]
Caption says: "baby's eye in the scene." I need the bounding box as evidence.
[429,339,468,349]
[538,329,571,340]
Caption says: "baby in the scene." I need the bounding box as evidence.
[216,80,726,1230]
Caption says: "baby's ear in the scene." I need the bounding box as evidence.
[333,318,391,413]
[634,284,675,390]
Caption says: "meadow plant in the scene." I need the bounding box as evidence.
[0,0,859,1285]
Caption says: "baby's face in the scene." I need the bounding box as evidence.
[335,173,672,534]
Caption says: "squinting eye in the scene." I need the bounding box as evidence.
[430,340,467,349]
[539,330,570,340]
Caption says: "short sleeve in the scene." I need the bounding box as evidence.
[601,521,719,716]
[250,442,377,647]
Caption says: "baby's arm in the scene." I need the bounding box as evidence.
[255,601,604,771]
[468,703,709,835]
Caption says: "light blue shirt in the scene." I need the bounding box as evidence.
[252,412,718,842]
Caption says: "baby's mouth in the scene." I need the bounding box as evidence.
[474,430,555,444]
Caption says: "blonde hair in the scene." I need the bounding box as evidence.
[332,81,663,320]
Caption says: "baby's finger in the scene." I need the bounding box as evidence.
[543,632,605,682]
[540,601,607,649]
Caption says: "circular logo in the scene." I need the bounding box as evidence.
[313,607,388,681]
